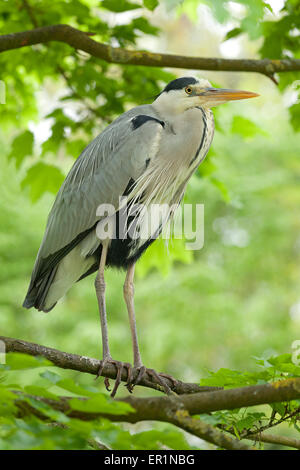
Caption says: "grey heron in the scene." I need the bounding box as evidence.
[23,76,258,396]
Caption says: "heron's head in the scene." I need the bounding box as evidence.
[153,77,259,115]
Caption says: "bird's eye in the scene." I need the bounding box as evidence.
[185,86,193,95]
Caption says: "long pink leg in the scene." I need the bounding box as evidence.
[123,262,143,368]
[95,241,132,396]
[95,241,111,361]
[123,263,174,394]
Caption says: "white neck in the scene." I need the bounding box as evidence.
[152,91,193,120]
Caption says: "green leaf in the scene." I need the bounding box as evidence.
[289,103,300,132]
[231,115,268,139]
[0,385,18,416]
[23,386,60,401]
[143,0,159,11]
[200,367,266,388]
[132,17,160,35]
[198,156,218,178]
[65,138,87,158]
[241,15,262,40]
[54,378,98,397]
[252,356,266,366]
[21,162,65,202]
[101,0,141,13]
[267,354,300,376]
[200,412,227,426]
[69,395,134,415]
[24,397,70,423]
[130,428,190,450]
[41,122,66,156]
[270,401,286,417]
[8,130,34,169]
[224,28,242,41]
[210,177,231,202]
[39,370,62,385]
[137,237,193,278]
[263,2,273,14]
[0,353,53,371]
[207,0,230,24]
[267,353,292,366]
[235,412,265,432]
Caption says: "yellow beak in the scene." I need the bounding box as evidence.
[201,87,259,101]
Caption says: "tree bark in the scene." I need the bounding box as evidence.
[1,336,300,414]
[0,24,299,78]
[0,336,220,395]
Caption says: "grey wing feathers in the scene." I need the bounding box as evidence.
[23,104,164,308]
[41,105,163,256]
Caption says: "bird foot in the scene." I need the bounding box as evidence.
[96,357,133,398]
[126,366,178,395]
[96,357,178,397]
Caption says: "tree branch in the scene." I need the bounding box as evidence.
[2,336,300,414]
[13,380,300,450]
[0,336,220,395]
[1,24,299,77]
[3,336,300,450]
[166,409,253,450]
[15,381,300,450]
[249,432,300,450]
[15,392,253,450]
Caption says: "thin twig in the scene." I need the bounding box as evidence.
[244,407,300,439]
[21,0,38,28]
[220,408,300,450]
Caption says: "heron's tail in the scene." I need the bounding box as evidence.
[23,267,58,312]
[23,241,98,313]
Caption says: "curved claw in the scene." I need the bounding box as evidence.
[95,360,106,380]
[95,357,133,397]
[104,377,111,391]
[134,366,147,386]
[146,368,172,394]
[110,362,124,397]
[110,361,133,397]
[96,358,177,396]
[127,366,176,395]
[158,372,178,389]
[125,365,134,393]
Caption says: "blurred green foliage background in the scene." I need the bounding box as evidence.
[0,0,300,397]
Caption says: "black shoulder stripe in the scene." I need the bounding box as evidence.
[189,108,207,167]
[131,115,165,130]
[122,178,136,196]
